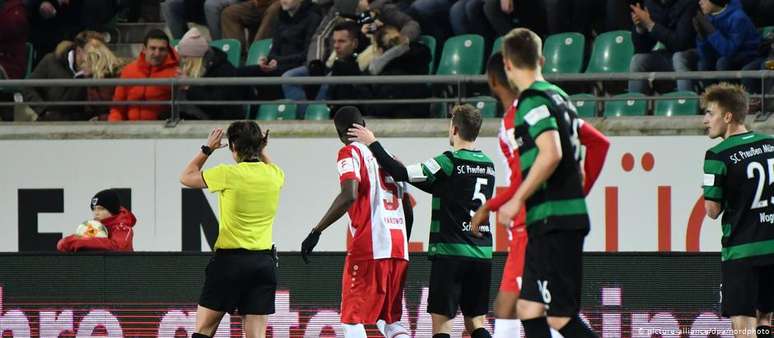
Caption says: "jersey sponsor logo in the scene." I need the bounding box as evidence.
[524,105,551,126]
[337,158,355,175]
[423,158,442,174]
[703,174,715,186]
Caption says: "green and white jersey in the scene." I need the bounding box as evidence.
[513,81,590,235]
[408,149,495,260]
[703,131,774,264]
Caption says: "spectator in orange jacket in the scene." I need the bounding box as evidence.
[57,189,137,252]
[109,29,179,121]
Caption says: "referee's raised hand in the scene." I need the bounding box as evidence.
[301,229,322,264]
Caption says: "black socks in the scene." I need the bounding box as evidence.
[522,317,551,338]
[559,316,598,338]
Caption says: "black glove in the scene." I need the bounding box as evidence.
[301,229,322,264]
[693,12,715,39]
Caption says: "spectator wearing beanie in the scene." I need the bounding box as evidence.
[177,27,256,120]
[57,189,137,252]
[694,0,762,77]
[109,29,179,121]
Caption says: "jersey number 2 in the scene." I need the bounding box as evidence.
[747,159,774,209]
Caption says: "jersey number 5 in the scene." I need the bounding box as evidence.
[379,169,401,211]
[470,178,489,217]
[747,159,774,209]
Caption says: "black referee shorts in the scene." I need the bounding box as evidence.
[427,257,492,319]
[199,249,277,315]
[720,262,774,317]
[520,230,585,317]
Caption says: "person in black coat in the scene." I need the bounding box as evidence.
[365,26,431,118]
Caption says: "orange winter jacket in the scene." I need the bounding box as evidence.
[108,50,179,121]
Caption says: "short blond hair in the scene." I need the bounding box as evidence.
[502,28,542,70]
[701,82,749,123]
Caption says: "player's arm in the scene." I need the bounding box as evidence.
[348,124,434,193]
[471,152,521,232]
[403,192,414,239]
[300,179,358,263]
[703,150,726,219]
[578,120,610,195]
[180,128,226,189]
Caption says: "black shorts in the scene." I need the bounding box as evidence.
[520,230,585,317]
[720,262,774,317]
[199,249,277,315]
[427,256,492,319]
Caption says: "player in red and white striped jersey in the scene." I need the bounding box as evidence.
[474,53,611,338]
[301,106,412,338]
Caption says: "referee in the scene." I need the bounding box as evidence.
[180,121,285,338]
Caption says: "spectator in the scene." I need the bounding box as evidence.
[628,0,699,94]
[450,0,490,37]
[221,0,282,52]
[482,0,547,38]
[109,29,179,121]
[0,0,29,80]
[364,0,420,42]
[79,40,127,120]
[303,0,361,75]
[694,0,761,77]
[284,21,363,117]
[366,26,431,117]
[240,0,322,77]
[26,0,117,60]
[161,0,242,40]
[57,189,137,253]
[22,31,104,121]
[177,27,256,119]
[407,0,452,42]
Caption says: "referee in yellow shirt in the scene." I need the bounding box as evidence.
[180,121,285,338]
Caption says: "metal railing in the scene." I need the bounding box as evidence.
[1,70,772,123]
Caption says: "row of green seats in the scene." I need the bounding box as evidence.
[571,91,700,117]
[247,103,330,120]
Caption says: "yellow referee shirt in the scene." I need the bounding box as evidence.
[203,161,284,250]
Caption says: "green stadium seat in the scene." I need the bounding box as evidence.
[491,36,503,56]
[436,34,485,75]
[210,39,241,66]
[604,93,647,117]
[256,102,297,120]
[654,91,699,116]
[171,38,180,48]
[418,35,436,74]
[246,39,273,66]
[760,26,774,38]
[470,96,498,117]
[304,104,330,120]
[543,32,585,74]
[569,94,598,118]
[586,30,634,73]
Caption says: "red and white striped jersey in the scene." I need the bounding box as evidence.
[336,142,410,262]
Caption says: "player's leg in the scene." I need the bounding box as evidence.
[545,231,596,338]
[495,231,524,338]
[341,258,382,338]
[756,265,774,338]
[427,257,463,338]
[460,260,492,337]
[377,259,410,338]
[518,233,552,338]
[722,262,759,338]
[242,315,268,338]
